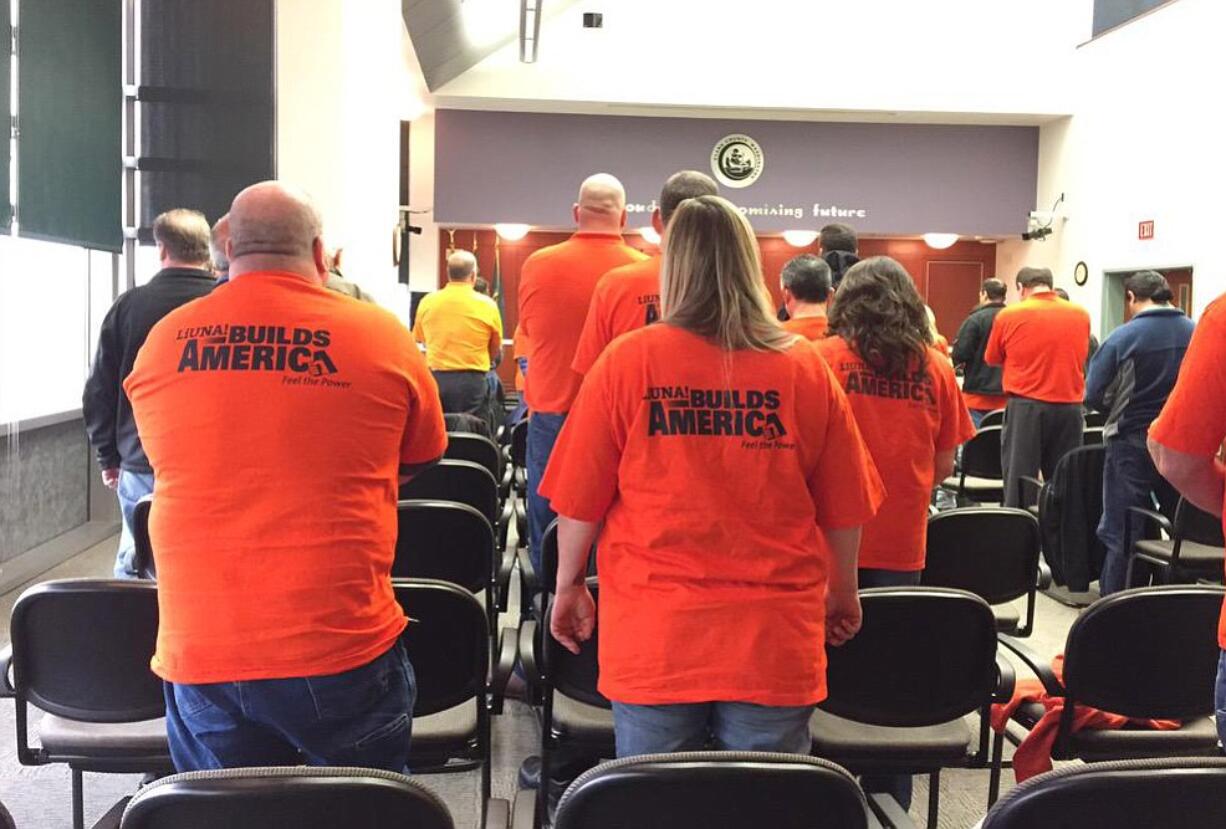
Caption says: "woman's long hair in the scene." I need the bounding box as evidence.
[828,256,932,377]
[661,196,794,352]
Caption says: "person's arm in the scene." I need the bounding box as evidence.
[1149,439,1225,517]
[823,525,863,646]
[982,314,1005,367]
[950,315,979,367]
[1083,335,1118,412]
[488,315,503,365]
[398,455,442,486]
[82,305,122,487]
[550,516,600,654]
[934,448,957,483]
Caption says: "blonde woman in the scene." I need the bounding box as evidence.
[539,195,884,756]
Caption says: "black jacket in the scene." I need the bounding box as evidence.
[951,302,1006,397]
[83,268,215,473]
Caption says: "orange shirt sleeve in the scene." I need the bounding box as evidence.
[806,358,886,530]
[983,311,1005,367]
[539,354,623,522]
[935,358,978,451]
[398,328,448,465]
[1150,300,1226,457]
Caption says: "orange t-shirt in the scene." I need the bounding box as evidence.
[518,233,647,413]
[1148,295,1226,648]
[962,391,1008,413]
[540,325,884,706]
[783,315,829,341]
[572,256,661,375]
[815,338,976,571]
[124,272,448,684]
[984,292,1090,403]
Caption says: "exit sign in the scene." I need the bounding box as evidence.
[1138,220,1155,240]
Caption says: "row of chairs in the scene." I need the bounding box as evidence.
[101,754,1226,829]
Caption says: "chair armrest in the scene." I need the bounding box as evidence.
[993,650,1016,703]
[510,790,536,829]
[1126,505,1173,537]
[495,546,516,613]
[484,797,511,829]
[0,645,13,698]
[1018,476,1044,510]
[1036,561,1053,590]
[518,620,541,687]
[497,500,513,553]
[490,627,520,715]
[997,635,1063,698]
[517,546,540,595]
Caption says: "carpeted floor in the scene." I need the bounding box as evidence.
[0,533,1081,828]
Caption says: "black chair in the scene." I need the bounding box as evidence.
[1083,426,1105,446]
[809,588,1011,828]
[1083,410,1108,428]
[0,580,171,829]
[999,585,1224,764]
[118,766,497,829]
[394,579,515,817]
[132,496,157,580]
[400,459,511,552]
[510,419,528,496]
[981,757,1226,828]
[941,426,1003,503]
[518,519,597,618]
[543,752,872,829]
[395,500,511,631]
[978,409,1006,428]
[520,578,614,827]
[1125,496,1226,587]
[1021,444,1107,595]
[445,431,512,500]
[922,507,1042,636]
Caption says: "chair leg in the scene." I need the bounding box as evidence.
[926,771,940,829]
[72,767,85,829]
[988,729,1006,806]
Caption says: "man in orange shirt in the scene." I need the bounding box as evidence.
[985,267,1090,507]
[780,254,832,340]
[519,173,647,570]
[572,170,717,375]
[1148,295,1226,750]
[125,181,447,772]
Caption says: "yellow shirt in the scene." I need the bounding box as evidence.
[413,282,503,372]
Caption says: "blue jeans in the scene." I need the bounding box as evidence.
[1097,435,1178,595]
[1216,651,1226,749]
[612,701,813,757]
[115,469,155,579]
[969,409,991,429]
[526,411,567,575]
[164,642,416,772]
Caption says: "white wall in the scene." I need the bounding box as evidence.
[999,0,1226,333]
[277,0,430,320]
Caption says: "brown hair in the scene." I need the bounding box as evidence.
[828,256,931,377]
[153,209,212,265]
[661,195,794,352]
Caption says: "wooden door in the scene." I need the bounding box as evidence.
[925,261,984,340]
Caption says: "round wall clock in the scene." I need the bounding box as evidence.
[1073,261,1089,286]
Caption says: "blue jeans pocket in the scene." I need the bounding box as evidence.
[304,646,402,720]
[174,683,225,718]
[354,712,410,752]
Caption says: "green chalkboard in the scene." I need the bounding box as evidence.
[17,0,122,251]
[0,3,10,232]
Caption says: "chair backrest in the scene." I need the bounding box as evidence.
[443,411,492,440]
[399,460,498,524]
[1083,410,1108,428]
[982,757,1226,829]
[978,409,1006,428]
[510,420,528,468]
[132,496,157,579]
[1062,585,1224,720]
[542,580,609,709]
[922,508,1040,604]
[443,432,501,480]
[820,588,997,727]
[961,426,1003,480]
[1173,497,1226,547]
[120,766,455,829]
[394,500,493,592]
[10,580,163,722]
[554,752,868,829]
[1083,427,1105,445]
[393,580,489,717]
[1037,444,1107,589]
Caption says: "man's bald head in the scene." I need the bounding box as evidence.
[227,181,326,280]
[447,250,478,282]
[573,173,627,233]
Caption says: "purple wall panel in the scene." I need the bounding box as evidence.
[434,109,1038,236]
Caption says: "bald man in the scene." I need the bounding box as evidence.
[413,249,504,434]
[84,208,217,578]
[125,181,446,773]
[518,174,648,574]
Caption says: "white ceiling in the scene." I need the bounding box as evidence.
[419,0,1093,125]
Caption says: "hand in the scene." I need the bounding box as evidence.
[825,587,862,647]
[101,468,121,490]
[550,583,596,655]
